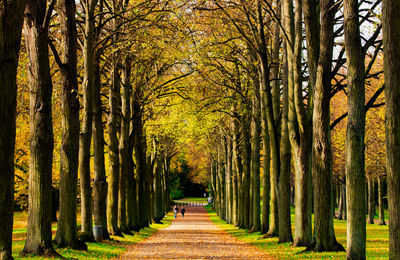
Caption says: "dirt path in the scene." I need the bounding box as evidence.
[117,207,274,259]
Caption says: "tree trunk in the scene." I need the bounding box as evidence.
[54,0,86,249]
[282,0,312,246]
[378,175,386,225]
[92,60,109,239]
[21,0,58,255]
[226,136,233,224]
[0,1,25,258]
[232,117,242,227]
[367,176,375,224]
[260,74,271,235]
[343,0,366,259]
[118,55,131,233]
[106,63,121,236]
[309,0,344,251]
[278,41,293,243]
[251,94,261,232]
[256,0,280,237]
[383,0,400,256]
[218,144,226,220]
[132,99,148,228]
[343,0,367,256]
[232,132,238,226]
[79,0,97,241]
[241,115,251,229]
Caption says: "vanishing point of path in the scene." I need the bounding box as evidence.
[117,207,274,259]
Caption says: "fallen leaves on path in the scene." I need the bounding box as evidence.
[116,207,274,259]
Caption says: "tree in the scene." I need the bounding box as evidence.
[382,0,400,257]
[0,0,27,258]
[78,0,98,241]
[309,0,344,251]
[53,0,86,249]
[343,0,366,257]
[21,0,60,255]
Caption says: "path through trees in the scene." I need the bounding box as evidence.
[116,206,274,259]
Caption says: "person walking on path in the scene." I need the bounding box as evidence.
[181,207,185,218]
[174,205,178,219]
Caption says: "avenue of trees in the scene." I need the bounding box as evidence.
[0,0,399,260]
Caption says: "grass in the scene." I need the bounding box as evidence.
[11,213,173,259]
[205,205,389,259]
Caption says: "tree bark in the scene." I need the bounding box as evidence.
[0,1,26,258]
[251,94,261,232]
[21,0,58,255]
[343,0,366,256]
[79,0,97,241]
[278,41,293,243]
[92,60,109,239]
[383,0,400,256]
[260,73,270,235]
[118,55,131,233]
[54,0,86,249]
[309,0,344,251]
[106,62,121,236]
[241,114,251,229]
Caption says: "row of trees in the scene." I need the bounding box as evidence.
[0,0,190,258]
[193,0,399,259]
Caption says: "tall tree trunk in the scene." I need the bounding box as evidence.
[79,0,97,241]
[278,41,293,243]
[232,117,242,227]
[383,1,400,256]
[107,63,121,236]
[218,144,226,220]
[54,0,86,249]
[309,0,344,251]
[132,98,148,228]
[92,60,109,239]
[251,94,261,232]
[282,0,312,246]
[0,1,25,258]
[256,0,280,236]
[378,175,386,225]
[241,115,251,229]
[367,176,375,224]
[343,0,367,256]
[118,55,131,233]
[21,1,58,255]
[232,130,238,226]
[226,136,233,224]
[260,75,271,235]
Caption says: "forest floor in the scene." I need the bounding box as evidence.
[116,206,274,259]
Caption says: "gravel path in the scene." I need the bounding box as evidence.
[117,207,274,259]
